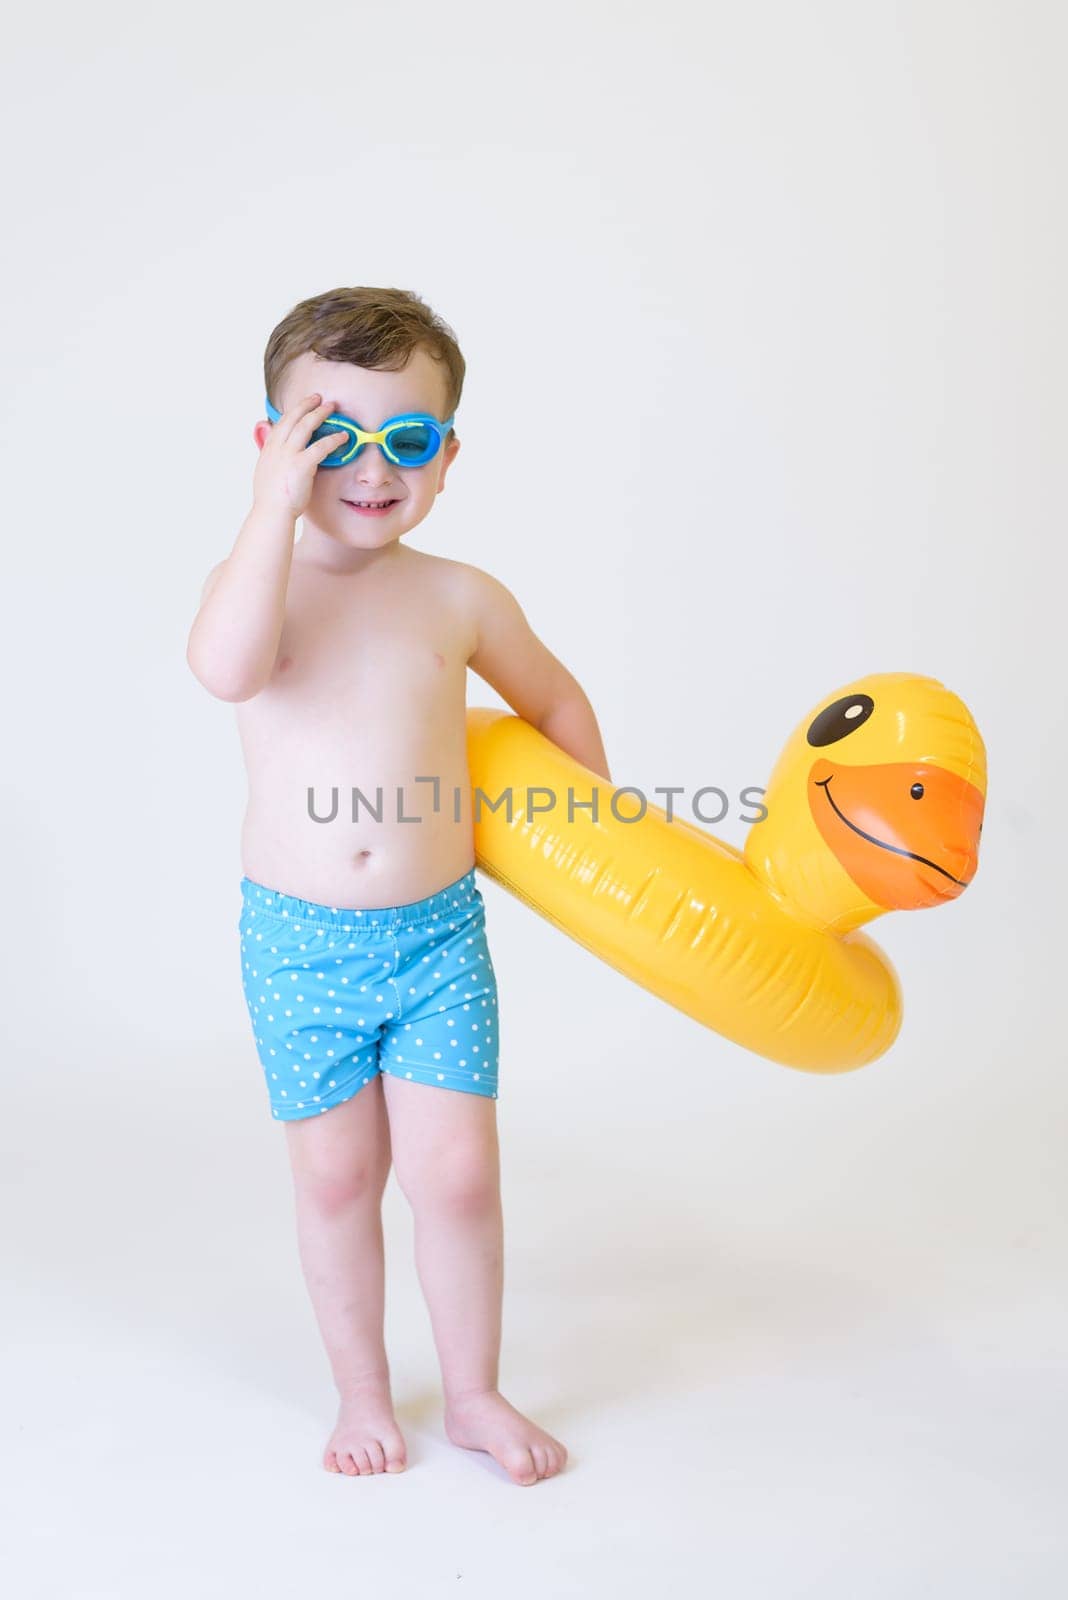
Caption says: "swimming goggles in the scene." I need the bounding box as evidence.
[264,395,455,469]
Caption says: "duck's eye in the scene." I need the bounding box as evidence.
[806,693,875,748]
[910,782,924,799]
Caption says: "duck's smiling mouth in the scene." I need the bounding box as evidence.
[815,776,968,886]
[807,759,985,911]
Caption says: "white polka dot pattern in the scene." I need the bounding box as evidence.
[237,869,499,1120]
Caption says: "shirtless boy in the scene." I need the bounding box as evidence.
[186,286,611,1487]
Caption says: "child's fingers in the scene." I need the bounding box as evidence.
[313,431,345,455]
[290,400,343,448]
[274,394,335,442]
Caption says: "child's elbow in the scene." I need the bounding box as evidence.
[185,641,261,702]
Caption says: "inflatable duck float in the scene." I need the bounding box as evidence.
[465,673,986,1073]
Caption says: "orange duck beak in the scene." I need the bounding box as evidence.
[807,759,985,910]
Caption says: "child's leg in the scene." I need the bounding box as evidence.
[283,1077,407,1476]
[382,1076,567,1486]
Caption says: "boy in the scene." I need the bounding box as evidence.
[186,287,611,1487]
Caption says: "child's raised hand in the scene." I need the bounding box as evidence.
[253,394,344,518]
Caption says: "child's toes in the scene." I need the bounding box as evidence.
[323,1450,342,1473]
[364,1439,387,1474]
[507,1448,539,1485]
[380,1422,407,1471]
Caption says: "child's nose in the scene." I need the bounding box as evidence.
[354,445,394,481]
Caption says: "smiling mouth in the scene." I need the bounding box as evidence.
[343,498,400,509]
[815,776,969,886]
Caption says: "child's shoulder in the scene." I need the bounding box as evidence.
[410,554,529,667]
[414,551,512,613]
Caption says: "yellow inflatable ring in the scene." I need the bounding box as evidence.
[465,673,986,1073]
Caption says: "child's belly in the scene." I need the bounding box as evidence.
[236,663,478,910]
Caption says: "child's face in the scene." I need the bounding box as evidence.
[255,348,461,551]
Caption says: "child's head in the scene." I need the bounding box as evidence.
[256,286,465,554]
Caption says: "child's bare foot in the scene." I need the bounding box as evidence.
[444,1389,567,1485]
[324,1381,407,1476]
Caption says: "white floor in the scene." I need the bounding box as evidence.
[7,1032,1066,1599]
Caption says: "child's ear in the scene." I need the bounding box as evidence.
[253,419,272,452]
[436,435,461,491]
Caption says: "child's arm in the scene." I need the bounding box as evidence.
[459,565,612,783]
[186,393,344,701]
[186,502,296,701]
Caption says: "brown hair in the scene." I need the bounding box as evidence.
[263,286,465,437]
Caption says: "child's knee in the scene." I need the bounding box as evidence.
[293,1160,388,1215]
[398,1146,499,1216]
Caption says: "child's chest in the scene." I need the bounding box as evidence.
[265,562,473,706]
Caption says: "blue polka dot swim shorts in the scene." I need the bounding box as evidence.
[238,867,499,1120]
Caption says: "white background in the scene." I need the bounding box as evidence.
[3,1,1066,1594]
